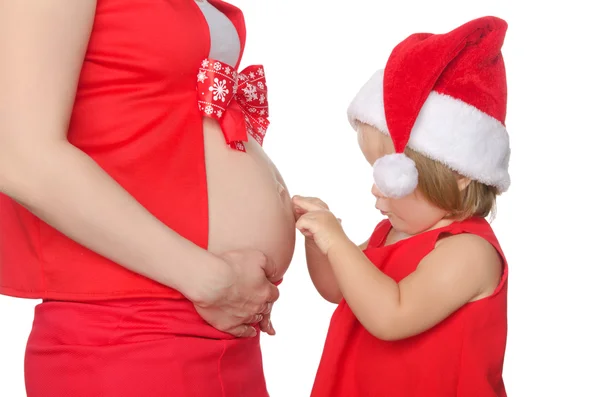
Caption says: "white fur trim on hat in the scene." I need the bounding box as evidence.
[373,153,419,198]
[408,91,511,192]
[348,73,511,193]
[347,70,389,135]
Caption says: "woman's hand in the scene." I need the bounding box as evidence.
[188,249,280,338]
[293,195,347,255]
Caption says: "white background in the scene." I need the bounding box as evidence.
[2,0,599,396]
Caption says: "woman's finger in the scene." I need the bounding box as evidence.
[244,313,263,324]
[229,324,257,338]
[259,313,275,335]
[261,302,273,314]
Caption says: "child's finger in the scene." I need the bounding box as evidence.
[298,229,314,240]
[301,230,314,238]
[293,205,308,214]
[292,196,327,212]
[292,195,330,212]
[296,216,314,234]
[306,197,329,210]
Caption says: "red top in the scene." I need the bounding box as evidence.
[311,217,508,397]
[0,0,246,301]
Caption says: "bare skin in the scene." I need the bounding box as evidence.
[0,0,295,338]
[203,118,296,334]
[293,122,502,341]
[204,117,296,282]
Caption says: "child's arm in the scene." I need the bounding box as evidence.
[293,196,371,304]
[326,234,501,341]
[306,238,369,304]
[294,196,501,341]
[306,239,341,303]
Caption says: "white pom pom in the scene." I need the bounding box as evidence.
[373,153,419,198]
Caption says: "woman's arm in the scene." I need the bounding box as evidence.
[0,0,215,298]
[0,1,278,338]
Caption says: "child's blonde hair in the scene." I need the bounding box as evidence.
[404,147,498,221]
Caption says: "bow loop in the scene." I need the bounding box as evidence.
[235,65,270,146]
[197,58,270,151]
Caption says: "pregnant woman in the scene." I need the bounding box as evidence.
[0,1,296,396]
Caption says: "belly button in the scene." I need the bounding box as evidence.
[276,180,285,194]
[276,181,289,199]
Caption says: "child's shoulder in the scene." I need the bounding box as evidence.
[427,229,503,300]
[437,217,502,264]
[435,232,500,263]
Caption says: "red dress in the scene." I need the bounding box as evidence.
[0,0,246,300]
[0,1,271,395]
[311,217,508,397]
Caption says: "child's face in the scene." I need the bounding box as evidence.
[356,122,449,235]
[372,184,449,236]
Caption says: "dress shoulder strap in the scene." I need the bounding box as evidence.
[366,219,392,249]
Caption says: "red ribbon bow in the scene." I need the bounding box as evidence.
[197,58,269,152]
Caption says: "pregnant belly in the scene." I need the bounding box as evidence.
[203,119,296,280]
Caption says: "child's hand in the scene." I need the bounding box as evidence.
[292,196,342,224]
[292,195,346,255]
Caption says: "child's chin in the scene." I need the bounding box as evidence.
[389,217,419,236]
[388,216,405,230]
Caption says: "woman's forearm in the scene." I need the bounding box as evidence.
[0,0,223,301]
[0,140,221,300]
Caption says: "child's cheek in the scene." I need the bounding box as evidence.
[357,136,374,165]
[366,145,384,166]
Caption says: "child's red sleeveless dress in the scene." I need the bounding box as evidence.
[311,217,508,397]
[0,1,271,396]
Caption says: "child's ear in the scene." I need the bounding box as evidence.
[456,176,472,191]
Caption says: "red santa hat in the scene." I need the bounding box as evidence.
[347,16,511,198]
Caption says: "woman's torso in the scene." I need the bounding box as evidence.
[311,217,508,397]
[197,0,295,274]
[0,0,295,299]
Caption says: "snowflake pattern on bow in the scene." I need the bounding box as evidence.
[242,84,258,102]
[209,78,229,102]
[197,58,269,151]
